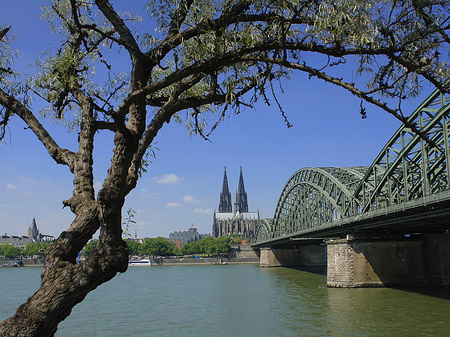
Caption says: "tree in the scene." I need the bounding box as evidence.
[0,244,16,258]
[180,236,231,256]
[23,242,52,258]
[81,239,99,257]
[125,239,141,256]
[140,237,175,256]
[1,0,449,335]
[0,244,22,259]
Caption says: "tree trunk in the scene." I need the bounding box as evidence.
[0,204,128,337]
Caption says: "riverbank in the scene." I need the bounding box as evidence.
[152,244,259,265]
[0,258,44,267]
[152,256,258,266]
[0,245,260,267]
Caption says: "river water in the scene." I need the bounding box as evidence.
[1,265,449,336]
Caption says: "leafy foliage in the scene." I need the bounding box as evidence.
[22,242,52,257]
[126,237,176,256]
[0,244,22,258]
[180,237,231,256]
[3,1,450,143]
[82,240,99,257]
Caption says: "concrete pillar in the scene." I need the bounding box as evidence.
[327,233,450,288]
[259,245,326,268]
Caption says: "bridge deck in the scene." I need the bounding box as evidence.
[252,190,450,248]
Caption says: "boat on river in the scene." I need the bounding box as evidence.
[128,258,152,266]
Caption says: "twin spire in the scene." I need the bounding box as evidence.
[219,167,248,213]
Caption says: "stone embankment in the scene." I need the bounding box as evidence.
[0,245,260,267]
[0,259,44,267]
[153,244,259,266]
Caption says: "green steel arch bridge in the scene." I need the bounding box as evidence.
[253,88,450,248]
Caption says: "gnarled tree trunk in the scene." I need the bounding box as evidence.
[0,185,129,337]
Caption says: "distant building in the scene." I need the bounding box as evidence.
[212,167,259,238]
[0,217,54,249]
[169,226,209,249]
[0,235,31,249]
[28,217,54,242]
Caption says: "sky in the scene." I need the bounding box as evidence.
[0,1,432,239]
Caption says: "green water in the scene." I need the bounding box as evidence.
[1,265,449,336]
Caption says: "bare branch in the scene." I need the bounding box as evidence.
[0,88,77,170]
[94,0,143,58]
[0,25,11,41]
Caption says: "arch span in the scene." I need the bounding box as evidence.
[352,89,450,213]
[271,167,368,237]
[255,218,273,243]
[255,88,450,244]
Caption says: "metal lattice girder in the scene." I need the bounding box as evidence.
[272,167,368,237]
[353,89,450,213]
[255,218,273,243]
[254,89,450,245]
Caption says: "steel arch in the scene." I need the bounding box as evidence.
[353,89,450,213]
[255,218,273,243]
[255,88,450,244]
[271,167,368,237]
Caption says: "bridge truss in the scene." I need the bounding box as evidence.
[255,89,450,245]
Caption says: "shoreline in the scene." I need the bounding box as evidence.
[0,259,44,267]
[0,256,259,267]
[151,256,259,266]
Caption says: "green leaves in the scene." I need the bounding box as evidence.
[22,241,52,257]
[138,237,176,256]
[180,236,231,256]
[0,243,22,258]
[3,0,450,208]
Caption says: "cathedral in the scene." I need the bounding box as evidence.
[212,167,260,238]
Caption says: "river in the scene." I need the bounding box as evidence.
[1,265,449,336]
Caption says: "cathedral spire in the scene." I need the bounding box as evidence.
[219,166,232,212]
[236,167,248,213]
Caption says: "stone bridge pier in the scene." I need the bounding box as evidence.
[327,233,450,287]
[258,233,450,287]
[259,243,327,268]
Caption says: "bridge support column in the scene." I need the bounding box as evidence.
[326,233,450,288]
[259,246,326,268]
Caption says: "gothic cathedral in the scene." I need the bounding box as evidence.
[212,167,260,238]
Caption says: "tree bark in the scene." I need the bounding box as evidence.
[0,192,128,337]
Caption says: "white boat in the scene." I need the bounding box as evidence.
[128,258,152,266]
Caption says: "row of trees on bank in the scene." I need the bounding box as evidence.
[179,237,231,257]
[0,242,53,259]
[0,244,22,259]
[84,236,231,257]
[1,236,233,259]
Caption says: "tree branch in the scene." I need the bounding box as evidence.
[242,55,442,151]
[0,88,77,170]
[167,0,194,38]
[94,0,143,58]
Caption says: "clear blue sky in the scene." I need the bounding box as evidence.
[0,1,430,238]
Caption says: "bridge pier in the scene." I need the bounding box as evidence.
[326,233,450,288]
[259,245,326,268]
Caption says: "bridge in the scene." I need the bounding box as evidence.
[252,88,450,287]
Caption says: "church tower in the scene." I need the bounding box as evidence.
[235,167,248,213]
[213,167,259,238]
[28,217,39,239]
[219,167,232,213]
